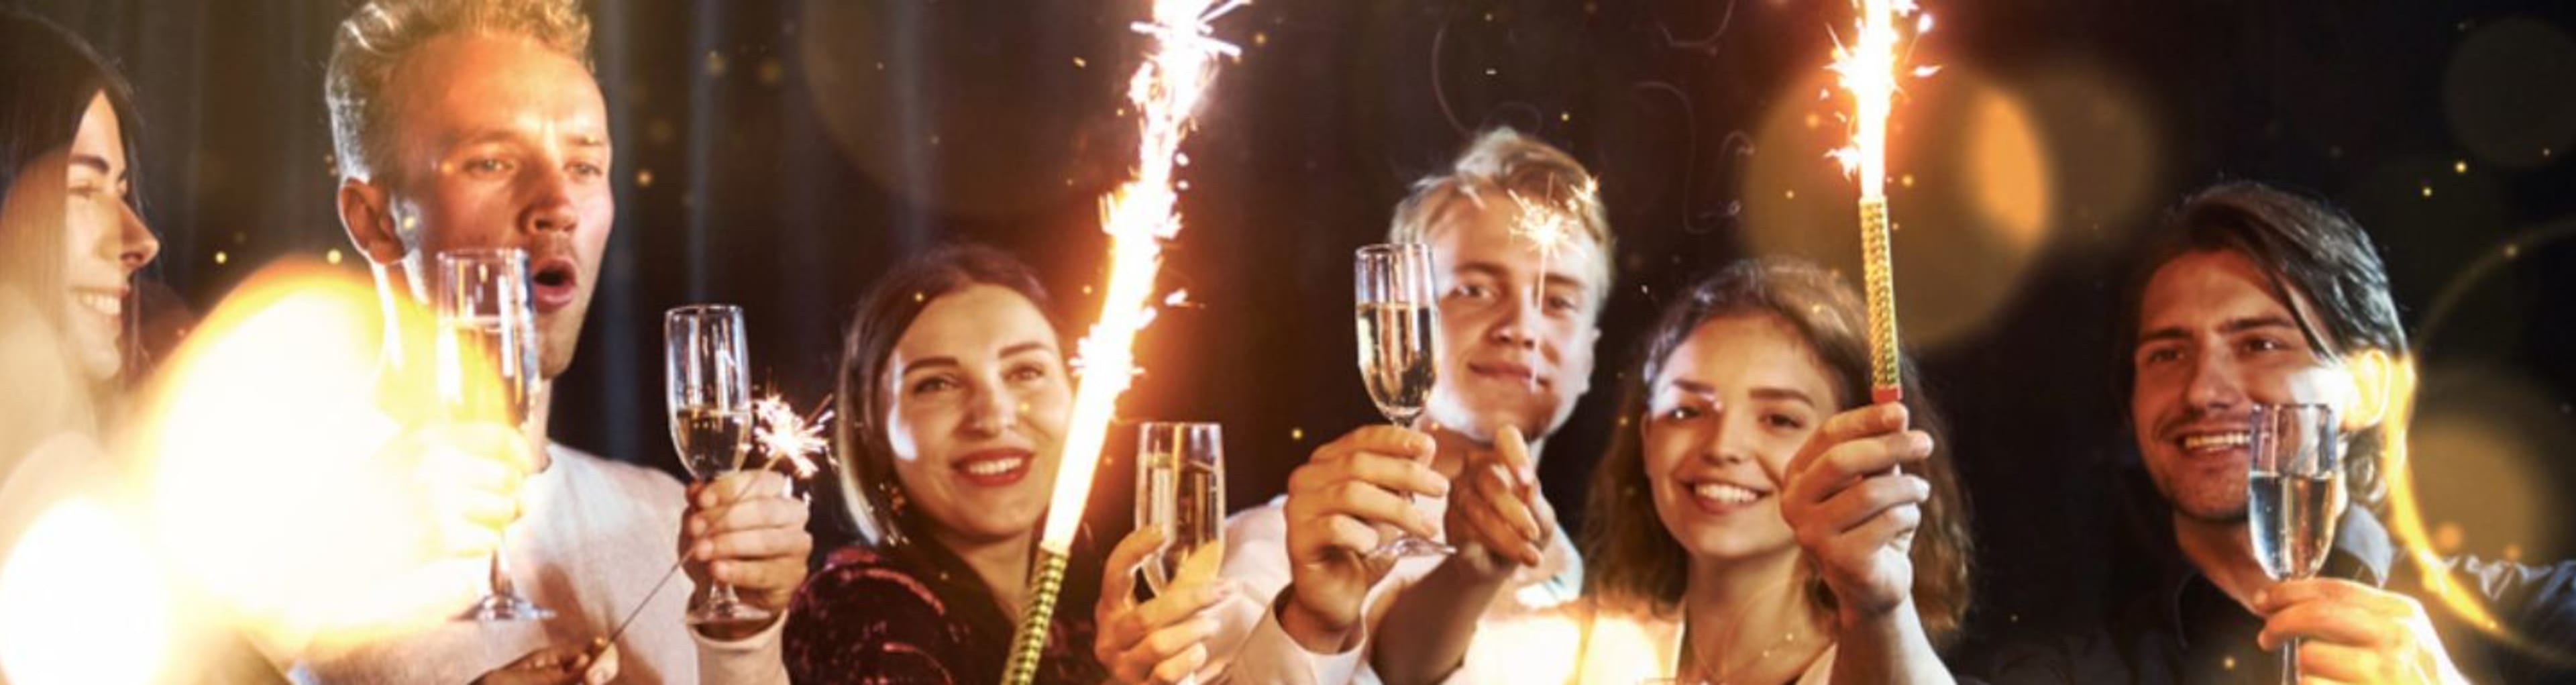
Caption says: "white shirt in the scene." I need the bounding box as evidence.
[1459,602,1836,684]
[1210,491,1581,684]
[292,444,786,684]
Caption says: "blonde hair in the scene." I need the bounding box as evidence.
[325,0,593,184]
[1389,127,1614,306]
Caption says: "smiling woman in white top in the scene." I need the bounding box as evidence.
[1438,258,1976,684]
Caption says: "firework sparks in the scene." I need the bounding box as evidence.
[1037,0,1240,559]
[1826,0,1933,404]
[1006,1,1240,682]
[1504,182,1598,353]
[751,393,831,479]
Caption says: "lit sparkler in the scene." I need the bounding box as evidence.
[751,393,832,480]
[1826,0,1933,404]
[1003,0,1242,682]
[1505,182,1596,316]
[608,391,834,646]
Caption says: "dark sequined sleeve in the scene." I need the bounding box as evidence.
[785,547,966,685]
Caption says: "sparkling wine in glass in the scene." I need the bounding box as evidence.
[665,303,772,626]
[1354,242,1454,558]
[2247,403,2345,684]
[435,248,551,622]
[1136,422,1226,596]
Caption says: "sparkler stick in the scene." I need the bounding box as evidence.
[1001,1,1240,684]
[1828,0,1931,405]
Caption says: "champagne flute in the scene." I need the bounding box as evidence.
[435,248,551,622]
[1136,422,1225,596]
[664,304,771,626]
[2247,403,2345,684]
[1354,243,1454,557]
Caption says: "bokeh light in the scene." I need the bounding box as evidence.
[2444,18,2576,170]
[1741,62,2161,350]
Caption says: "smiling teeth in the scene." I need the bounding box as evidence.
[2182,432,2251,452]
[77,293,120,317]
[964,457,1026,477]
[1693,482,1760,505]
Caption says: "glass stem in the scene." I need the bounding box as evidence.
[2282,637,2301,684]
[488,530,514,596]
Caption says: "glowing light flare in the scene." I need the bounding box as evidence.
[0,499,172,685]
[1037,0,1242,553]
[1459,609,1665,683]
[2375,356,2509,635]
[131,266,468,655]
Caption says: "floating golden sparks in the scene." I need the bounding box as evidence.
[1004,0,1242,682]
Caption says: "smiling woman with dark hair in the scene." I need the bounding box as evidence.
[787,243,1112,684]
[0,8,162,462]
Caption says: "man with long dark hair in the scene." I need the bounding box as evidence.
[1987,181,2576,683]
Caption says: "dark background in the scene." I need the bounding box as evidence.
[14,0,2576,652]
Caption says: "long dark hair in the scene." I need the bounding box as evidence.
[1581,258,1976,646]
[830,243,1099,632]
[0,11,146,397]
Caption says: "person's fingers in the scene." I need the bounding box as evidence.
[703,556,809,594]
[1316,481,1439,539]
[1801,475,1931,535]
[1480,464,1543,543]
[2257,598,2402,651]
[1808,432,1933,492]
[439,484,520,531]
[691,522,812,562]
[1450,485,1534,566]
[2254,578,2416,618]
[2291,641,2383,684]
[1527,487,1558,547]
[582,641,619,685]
[1493,425,1536,486]
[1297,516,1384,560]
[695,471,794,509]
[1786,404,1911,474]
[1342,425,1439,462]
[1147,642,1211,685]
[1336,451,1451,499]
[688,496,808,541]
[1134,613,1220,665]
[1130,583,1232,639]
[1099,528,1164,617]
[1829,503,1923,562]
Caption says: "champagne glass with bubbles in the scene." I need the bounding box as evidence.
[1354,243,1454,558]
[435,248,551,622]
[2247,403,2345,684]
[665,304,771,625]
[1136,422,1225,596]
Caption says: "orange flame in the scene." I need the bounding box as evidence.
[1038,0,1241,551]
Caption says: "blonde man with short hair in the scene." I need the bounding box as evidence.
[1195,127,1616,684]
[295,1,805,682]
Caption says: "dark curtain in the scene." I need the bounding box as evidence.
[11,0,2576,651]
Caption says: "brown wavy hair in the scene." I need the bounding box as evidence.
[1579,258,1975,645]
